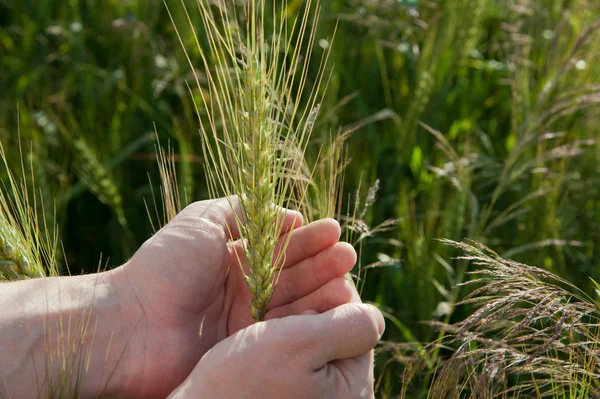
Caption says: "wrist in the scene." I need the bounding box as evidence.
[0,270,145,398]
[100,264,149,399]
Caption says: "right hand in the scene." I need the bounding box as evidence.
[167,303,385,399]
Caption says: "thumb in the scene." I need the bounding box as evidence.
[294,303,384,370]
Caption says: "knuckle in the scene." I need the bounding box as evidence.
[182,199,208,214]
[348,304,381,346]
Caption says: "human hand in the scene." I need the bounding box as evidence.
[110,197,358,398]
[168,303,385,399]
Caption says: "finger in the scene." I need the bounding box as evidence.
[274,208,305,236]
[349,279,361,303]
[278,218,341,269]
[185,196,303,240]
[302,303,385,369]
[341,274,362,303]
[228,217,337,274]
[268,242,356,308]
[265,277,355,319]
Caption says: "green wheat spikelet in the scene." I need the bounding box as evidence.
[0,232,36,279]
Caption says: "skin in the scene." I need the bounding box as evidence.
[168,304,384,399]
[0,197,384,398]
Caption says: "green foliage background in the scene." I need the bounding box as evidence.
[1,0,599,396]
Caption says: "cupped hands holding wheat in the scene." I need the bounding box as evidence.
[113,197,361,398]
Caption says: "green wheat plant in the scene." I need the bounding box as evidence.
[0,137,59,281]
[165,0,334,321]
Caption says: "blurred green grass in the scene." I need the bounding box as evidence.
[1,0,599,396]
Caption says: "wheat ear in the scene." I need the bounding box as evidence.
[166,0,333,320]
[0,120,58,280]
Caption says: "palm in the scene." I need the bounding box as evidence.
[121,199,356,398]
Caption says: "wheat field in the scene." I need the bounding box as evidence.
[1,0,600,397]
